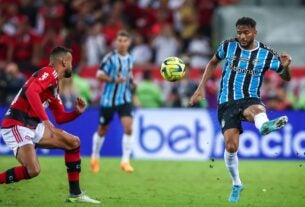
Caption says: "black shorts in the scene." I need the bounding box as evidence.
[99,103,133,126]
[217,98,264,134]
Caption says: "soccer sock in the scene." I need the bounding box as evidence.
[224,150,242,186]
[254,112,269,130]
[121,133,134,163]
[91,132,105,159]
[65,147,81,195]
[0,166,30,184]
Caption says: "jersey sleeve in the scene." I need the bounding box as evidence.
[48,94,80,124]
[98,54,112,75]
[269,54,284,74]
[25,68,57,121]
[215,41,227,60]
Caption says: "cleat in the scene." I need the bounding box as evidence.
[66,192,101,204]
[259,116,288,135]
[120,162,134,173]
[90,158,100,173]
[228,185,244,203]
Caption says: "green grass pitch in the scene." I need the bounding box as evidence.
[0,156,304,207]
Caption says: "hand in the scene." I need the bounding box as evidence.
[43,120,55,133]
[280,52,292,68]
[115,77,125,84]
[189,88,205,106]
[74,97,87,114]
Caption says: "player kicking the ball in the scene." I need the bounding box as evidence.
[190,17,291,203]
[0,46,100,204]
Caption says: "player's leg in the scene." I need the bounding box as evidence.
[0,126,39,184]
[36,125,100,204]
[91,124,109,173]
[243,104,288,135]
[223,128,244,203]
[118,103,134,173]
[218,103,243,203]
[90,106,114,173]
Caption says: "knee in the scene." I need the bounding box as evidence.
[67,137,80,150]
[26,164,40,178]
[226,142,238,153]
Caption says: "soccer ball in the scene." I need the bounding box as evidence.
[160,57,186,82]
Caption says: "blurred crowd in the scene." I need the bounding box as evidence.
[0,0,304,110]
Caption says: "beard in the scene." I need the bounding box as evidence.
[64,69,72,78]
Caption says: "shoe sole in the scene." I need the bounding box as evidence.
[261,116,288,135]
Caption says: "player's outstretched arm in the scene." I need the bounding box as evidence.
[189,55,220,106]
[279,52,292,81]
[96,70,125,83]
[49,96,85,124]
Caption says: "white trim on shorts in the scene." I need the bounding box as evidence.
[1,123,45,156]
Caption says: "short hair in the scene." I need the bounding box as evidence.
[50,46,72,62]
[117,30,130,38]
[235,17,256,28]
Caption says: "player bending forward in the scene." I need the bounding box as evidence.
[0,46,100,204]
[190,17,291,203]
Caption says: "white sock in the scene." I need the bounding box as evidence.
[224,150,242,186]
[91,132,105,159]
[254,112,269,130]
[121,134,134,163]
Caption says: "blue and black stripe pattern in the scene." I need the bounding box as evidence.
[215,38,284,104]
[99,50,134,107]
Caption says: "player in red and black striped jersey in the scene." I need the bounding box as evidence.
[0,46,100,204]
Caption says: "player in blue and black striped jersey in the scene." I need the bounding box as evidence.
[90,31,136,173]
[190,17,292,203]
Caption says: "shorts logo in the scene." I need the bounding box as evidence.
[25,135,31,141]
[99,117,105,124]
[221,119,225,128]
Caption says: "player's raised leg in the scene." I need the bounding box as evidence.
[243,104,288,135]
[90,125,108,173]
[224,128,244,203]
[120,116,134,173]
[37,124,100,204]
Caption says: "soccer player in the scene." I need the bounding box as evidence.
[90,31,135,173]
[189,17,291,203]
[0,46,100,204]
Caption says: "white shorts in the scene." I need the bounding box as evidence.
[1,123,45,156]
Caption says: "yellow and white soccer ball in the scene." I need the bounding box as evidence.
[160,57,186,82]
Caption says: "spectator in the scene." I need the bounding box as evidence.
[59,77,78,110]
[38,27,64,67]
[131,33,152,65]
[4,62,26,105]
[37,0,66,34]
[136,70,163,108]
[0,18,10,68]
[7,15,40,73]
[84,21,106,66]
[152,24,180,64]
[0,65,8,105]
[262,74,292,110]
[178,0,199,49]
[19,0,38,28]
[187,30,212,68]
[171,61,203,108]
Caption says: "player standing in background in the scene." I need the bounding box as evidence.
[91,31,136,173]
[190,17,292,203]
[0,46,100,204]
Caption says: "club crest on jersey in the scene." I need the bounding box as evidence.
[39,72,49,81]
